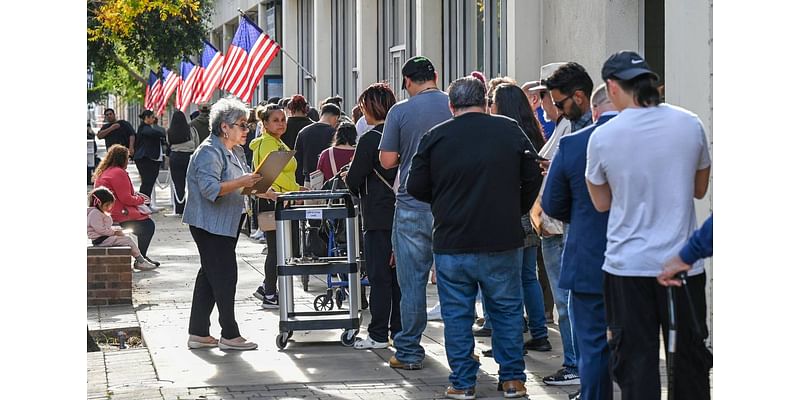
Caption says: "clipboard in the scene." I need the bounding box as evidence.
[241,150,296,194]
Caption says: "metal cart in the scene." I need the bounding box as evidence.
[274,190,362,350]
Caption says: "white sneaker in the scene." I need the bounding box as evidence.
[353,336,389,350]
[148,205,164,213]
[427,303,442,321]
[133,258,159,271]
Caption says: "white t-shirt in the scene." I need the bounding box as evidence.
[586,104,711,277]
[355,116,374,143]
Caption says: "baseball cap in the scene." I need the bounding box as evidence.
[401,56,435,90]
[529,62,567,92]
[601,51,659,81]
[197,102,211,112]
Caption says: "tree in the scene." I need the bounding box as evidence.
[87,0,212,100]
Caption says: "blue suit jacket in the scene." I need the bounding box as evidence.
[541,113,615,295]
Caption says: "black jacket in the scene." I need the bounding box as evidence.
[284,116,314,150]
[294,122,335,184]
[406,112,542,254]
[134,123,166,161]
[344,124,397,231]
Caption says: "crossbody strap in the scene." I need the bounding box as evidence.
[328,148,338,175]
[373,168,393,191]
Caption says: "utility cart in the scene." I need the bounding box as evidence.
[274,190,362,350]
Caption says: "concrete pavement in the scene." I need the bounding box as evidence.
[87,157,680,399]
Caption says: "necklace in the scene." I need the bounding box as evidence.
[417,86,439,95]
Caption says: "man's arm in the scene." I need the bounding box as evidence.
[694,166,711,199]
[405,136,432,203]
[378,107,401,169]
[586,180,612,212]
[96,123,119,139]
[379,151,400,169]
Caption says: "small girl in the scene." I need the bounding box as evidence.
[88,187,158,271]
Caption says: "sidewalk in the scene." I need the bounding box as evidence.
[87,159,656,399]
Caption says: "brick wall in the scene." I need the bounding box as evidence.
[87,246,132,305]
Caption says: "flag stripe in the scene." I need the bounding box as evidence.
[218,16,281,102]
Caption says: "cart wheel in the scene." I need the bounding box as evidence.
[341,329,358,347]
[276,332,289,350]
[314,294,334,311]
[335,288,345,309]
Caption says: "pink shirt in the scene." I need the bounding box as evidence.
[317,147,355,181]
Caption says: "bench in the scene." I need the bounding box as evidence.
[87,246,133,305]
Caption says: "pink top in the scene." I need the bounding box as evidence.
[87,207,118,240]
[317,147,355,181]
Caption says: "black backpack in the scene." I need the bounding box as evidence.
[167,125,192,145]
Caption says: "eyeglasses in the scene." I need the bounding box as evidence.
[552,92,574,110]
[231,122,249,130]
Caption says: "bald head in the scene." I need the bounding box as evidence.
[590,84,617,121]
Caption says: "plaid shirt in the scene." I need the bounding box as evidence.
[571,110,593,132]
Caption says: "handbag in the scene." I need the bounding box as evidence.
[258,211,276,232]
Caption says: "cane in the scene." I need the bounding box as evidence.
[666,285,677,400]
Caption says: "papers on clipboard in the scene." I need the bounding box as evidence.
[241,150,296,194]
[308,170,324,190]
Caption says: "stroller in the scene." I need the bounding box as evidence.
[311,166,370,311]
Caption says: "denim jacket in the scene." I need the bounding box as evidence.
[182,134,250,238]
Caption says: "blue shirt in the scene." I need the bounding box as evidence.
[537,107,555,141]
[679,215,713,265]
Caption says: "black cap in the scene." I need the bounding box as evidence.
[601,51,659,81]
[401,56,435,89]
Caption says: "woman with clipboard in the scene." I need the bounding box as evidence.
[249,104,303,310]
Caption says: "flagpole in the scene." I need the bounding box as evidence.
[236,8,317,82]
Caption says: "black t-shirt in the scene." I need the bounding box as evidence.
[294,122,335,184]
[406,112,543,254]
[101,119,135,150]
[284,116,314,151]
[343,124,397,231]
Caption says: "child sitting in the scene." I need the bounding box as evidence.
[88,187,158,271]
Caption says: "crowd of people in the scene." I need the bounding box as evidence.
[86,50,713,400]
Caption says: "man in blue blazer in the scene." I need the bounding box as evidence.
[541,84,618,400]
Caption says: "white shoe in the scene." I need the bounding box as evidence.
[133,258,159,271]
[427,303,442,321]
[353,336,389,350]
[148,205,164,213]
[218,337,258,351]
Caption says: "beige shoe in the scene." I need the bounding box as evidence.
[187,335,218,349]
[133,258,158,271]
[218,337,258,351]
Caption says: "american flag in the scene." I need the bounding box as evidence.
[194,41,224,104]
[220,16,280,102]
[176,60,200,113]
[145,70,163,111]
[158,66,180,116]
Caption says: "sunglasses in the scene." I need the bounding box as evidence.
[552,92,574,110]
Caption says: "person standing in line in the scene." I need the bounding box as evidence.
[294,104,341,186]
[344,82,401,350]
[190,103,211,143]
[317,122,357,181]
[406,76,542,399]
[166,110,199,216]
[133,110,166,211]
[183,97,266,351]
[283,94,315,151]
[541,84,619,400]
[657,214,713,287]
[378,56,452,371]
[97,108,136,156]
[586,51,712,400]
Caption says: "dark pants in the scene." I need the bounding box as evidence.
[604,272,712,400]
[363,229,402,342]
[135,158,161,197]
[169,151,191,214]
[572,292,613,400]
[119,218,155,256]
[263,230,278,295]
[537,246,554,317]
[188,215,245,340]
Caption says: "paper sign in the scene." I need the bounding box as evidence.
[305,209,323,220]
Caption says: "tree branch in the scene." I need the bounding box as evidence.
[112,52,147,85]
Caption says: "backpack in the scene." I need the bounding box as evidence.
[168,125,192,145]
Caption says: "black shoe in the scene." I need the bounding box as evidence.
[569,389,581,400]
[261,294,279,309]
[524,337,552,351]
[143,256,160,267]
[253,286,266,301]
[482,348,527,358]
[472,326,492,337]
[543,367,580,386]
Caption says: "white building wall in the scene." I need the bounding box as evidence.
[282,0,300,96]
[356,0,379,94]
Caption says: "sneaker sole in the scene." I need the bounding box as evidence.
[504,391,527,398]
[390,362,423,370]
[445,393,476,400]
[252,291,264,301]
[218,342,258,351]
[543,378,581,386]
[353,340,389,350]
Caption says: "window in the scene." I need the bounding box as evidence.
[380,0,414,100]
[332,0,357,111]
[299,0,315,101]
[443,0,506,86]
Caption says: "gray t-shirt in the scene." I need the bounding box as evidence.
[586,104,711,277]
[379,90,452,211]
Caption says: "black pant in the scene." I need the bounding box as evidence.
[537,246,554,316]
[135,158,161,197]
[263,230,278,295]
[363,229,402,342]
[604,272,712,400]
[119,218,155,256]
[188,215,245,340]
[169,151,191,214]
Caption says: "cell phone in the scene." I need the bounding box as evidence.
[525,150,549,162]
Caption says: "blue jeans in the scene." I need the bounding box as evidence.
[391,207,434,364]
[481,245,547,340]
[435,248,526,389]
[541,234,579,372]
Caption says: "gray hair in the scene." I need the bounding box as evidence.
[447,76,487,110]
[210,96,249,137]
[591,84,610,108]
